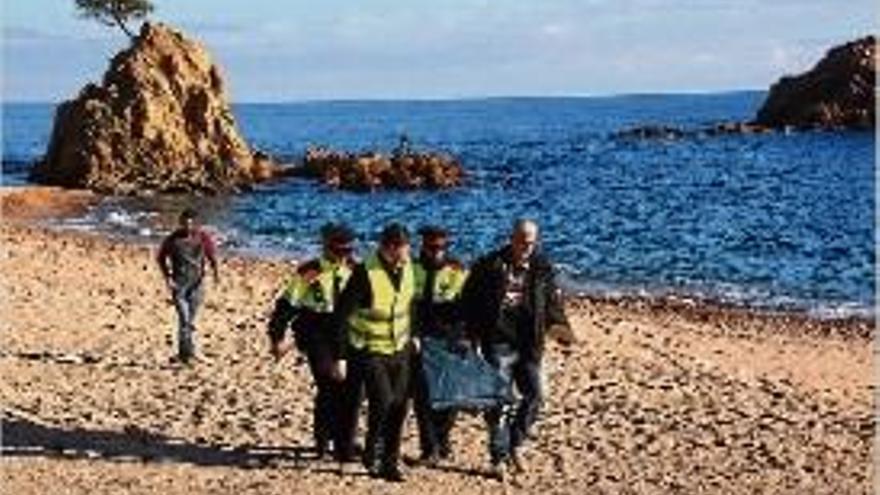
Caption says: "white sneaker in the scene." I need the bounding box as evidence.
[509,452,526,474]
[490,461,508,482]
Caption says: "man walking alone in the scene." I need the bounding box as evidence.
[156,208,220,364]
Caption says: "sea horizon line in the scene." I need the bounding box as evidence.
[1,88,767,106]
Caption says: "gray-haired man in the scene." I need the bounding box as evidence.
[459,219,571,480]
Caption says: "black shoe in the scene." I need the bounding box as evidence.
[380,465,405,482]
[314,440,329,460]
[509,451,526,474]
[333,440,359,463]
[363,455,382,477]
[438,443,452,460]
[169,353,195,365]
[416,451,440,467]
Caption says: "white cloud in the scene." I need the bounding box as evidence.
[540,23,572,38]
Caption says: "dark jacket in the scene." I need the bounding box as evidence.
[267,259,344,352]
[156,228,217,288]
[413,256,465,341]
[459,246,568,359]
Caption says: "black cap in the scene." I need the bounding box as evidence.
[379,223,410,246]
[321,223,355,244]
[418,225,448,239]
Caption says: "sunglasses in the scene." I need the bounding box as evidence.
[424,242,448,251]
[329,243,354,254]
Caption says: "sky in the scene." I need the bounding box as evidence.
[2,0,875,102]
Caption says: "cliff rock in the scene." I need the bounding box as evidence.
[756,36,876,129]
[31,22,278,194]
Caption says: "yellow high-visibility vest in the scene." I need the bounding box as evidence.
[348,253,415,354]
[282,257,352,313]
[413,262,467,303]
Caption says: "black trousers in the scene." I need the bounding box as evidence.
[412,349,457,457]
[354,346,412,469]
[306,340,362,460]
[305,342,343,450]
[332,348,364,462]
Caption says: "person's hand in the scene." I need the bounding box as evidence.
[450,339,471,356]
[270,339,293,361]
[330,359,347,381]
[548,323,576,346]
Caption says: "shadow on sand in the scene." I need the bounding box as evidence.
[2,412,364,476]
[402,455,497,481]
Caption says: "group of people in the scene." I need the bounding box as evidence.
[157,210,570,483]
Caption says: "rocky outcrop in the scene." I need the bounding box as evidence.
[614,121,772,141]
[614,125,686,141]
[704,121,773,136]
[31,23,279,194]
[756,36,876,129]
[299,146,463,191]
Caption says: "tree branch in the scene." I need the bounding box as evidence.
[112,12,134,39]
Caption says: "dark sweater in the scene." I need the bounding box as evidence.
[459,246,568,359]
[156,228,217,288]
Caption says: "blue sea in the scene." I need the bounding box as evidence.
[2,92,875,317]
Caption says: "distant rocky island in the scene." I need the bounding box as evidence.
[617,35,875,140]
[31,23,280,195]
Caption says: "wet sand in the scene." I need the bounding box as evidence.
[0,187,874,494]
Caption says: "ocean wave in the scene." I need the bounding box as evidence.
[54,204,157,238]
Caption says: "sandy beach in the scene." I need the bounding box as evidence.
[0,187,874,494]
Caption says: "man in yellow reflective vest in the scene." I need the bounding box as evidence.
[411,226,467,465]
[267,223,357,460]
[331,223,415,482]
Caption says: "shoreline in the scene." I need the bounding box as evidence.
[1,185,874,329]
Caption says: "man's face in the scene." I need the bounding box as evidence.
[180,216,195,234]
[380,241,410,268]
[420,235,448,265]
[511,224,538,263]
[325,239,354,264]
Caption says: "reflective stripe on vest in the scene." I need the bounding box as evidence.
[348,254,415,354]
[283,257,352,313]
[413,262,467,303]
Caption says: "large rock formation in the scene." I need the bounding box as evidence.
[31,23,278,194]
[756,36,876,129]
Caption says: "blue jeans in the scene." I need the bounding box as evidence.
[483,343,543,463]
[172,282,203,358]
